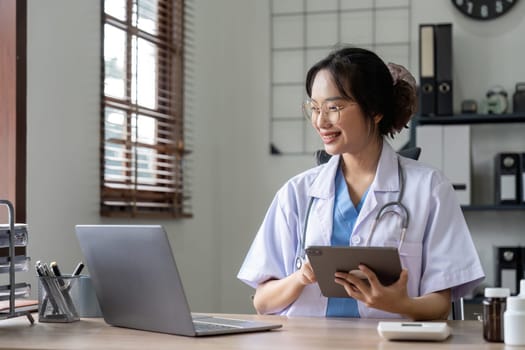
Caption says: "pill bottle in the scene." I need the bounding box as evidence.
[504,296,525,346]
[482,287,510,342]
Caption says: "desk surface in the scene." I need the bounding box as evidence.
[0,314,508,349]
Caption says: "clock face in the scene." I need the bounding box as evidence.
[451,0,518,20]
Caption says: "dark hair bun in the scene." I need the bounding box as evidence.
[391,80,417,134]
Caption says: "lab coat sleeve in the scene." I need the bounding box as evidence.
[237,186,300,289]
[419,178,485,300]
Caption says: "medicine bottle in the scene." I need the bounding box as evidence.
[504,296,525,346]
[482,287,510,342]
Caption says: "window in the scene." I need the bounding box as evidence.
[101,0,191,218]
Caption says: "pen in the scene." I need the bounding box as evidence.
[72,262,84,276]
[35,261,60,315]
[50,261,66,287]
[44,262,77,318]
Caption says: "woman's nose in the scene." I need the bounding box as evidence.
[315,110,333,128]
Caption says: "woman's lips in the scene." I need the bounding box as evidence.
[320,132,341,144]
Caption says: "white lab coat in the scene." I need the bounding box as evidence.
[238,142,485,317]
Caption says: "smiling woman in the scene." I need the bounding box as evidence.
[100,0,192,218]
[238,46,484,320]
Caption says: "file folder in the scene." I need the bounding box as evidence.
[435,23,453,116]
[416,125,471,206]
[0,224,28,247]
[518,153,525,204]
[419,24,436,116]
[522,153,525,204]
[495,153,520,204]
[495,247,523,295]
[442,125,470,205]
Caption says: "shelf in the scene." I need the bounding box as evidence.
[411,114,525,215]
[414,113,525,125]
[461,204,525,211]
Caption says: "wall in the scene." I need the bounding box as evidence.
[25,0,222,313]
[24,0,525,315]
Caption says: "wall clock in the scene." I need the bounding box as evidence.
[451,0,519,20]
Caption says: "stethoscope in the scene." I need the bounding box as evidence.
[295,156,409,270]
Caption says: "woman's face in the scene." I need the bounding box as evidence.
[309,69,380,156]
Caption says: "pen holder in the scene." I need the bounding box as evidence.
[38,275,80,323]
[69,275,102,317]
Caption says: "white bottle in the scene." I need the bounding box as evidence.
[519,279,525,297]
[504,296,525,346]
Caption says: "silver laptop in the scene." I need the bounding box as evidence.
[75,225,282,336]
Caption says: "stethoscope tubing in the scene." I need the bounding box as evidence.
[296,156,409,270]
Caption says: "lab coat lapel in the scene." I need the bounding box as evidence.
[307,155,339,246]
[353,142,400,238]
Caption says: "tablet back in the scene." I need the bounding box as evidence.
[306,246,402,298]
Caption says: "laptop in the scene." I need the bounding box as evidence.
[75,225,282,336]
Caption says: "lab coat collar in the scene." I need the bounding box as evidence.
[307,154,340,200]
[353,141,401,236]
[372,141,401,193]
[307,141,400,199]
[305,141,401,245]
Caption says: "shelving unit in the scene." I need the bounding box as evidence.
[0,200,34,324]
[411,112,525,211]
[461,204,525,211]
[410,112,525,145]
[414,112,525,125]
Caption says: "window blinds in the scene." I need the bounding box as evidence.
[101,0,191,218]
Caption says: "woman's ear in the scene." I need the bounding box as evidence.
[373,114,383,125]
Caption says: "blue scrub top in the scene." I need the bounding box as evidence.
[326,166,368,317]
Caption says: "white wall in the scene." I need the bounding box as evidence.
[26,0,223,313]
[25,0,525,315]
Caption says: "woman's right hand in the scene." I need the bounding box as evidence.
[254,261,317,314]
[297,260,317,285]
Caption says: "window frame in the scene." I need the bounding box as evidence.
[100,0,191,218]
[0,0,26,223]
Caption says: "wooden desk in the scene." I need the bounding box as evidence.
[0,314,508,349]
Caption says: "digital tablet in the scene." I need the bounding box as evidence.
[305,246,402,298]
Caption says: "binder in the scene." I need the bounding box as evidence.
[418,24,436,116]
[416,125,471,206]
[443,125,471,205]
[521,153,525,204]
[522,247,525,283]
[495,153,520,204]
[416,125,442,170]
[435,23,453,116]
[495,247,523,295]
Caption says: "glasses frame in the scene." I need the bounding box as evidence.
[302,98,349,124]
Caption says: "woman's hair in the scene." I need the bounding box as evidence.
[305,46,417,138]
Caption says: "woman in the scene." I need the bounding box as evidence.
[238,47,484,320]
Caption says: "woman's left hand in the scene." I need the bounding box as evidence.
[334,265,410,314]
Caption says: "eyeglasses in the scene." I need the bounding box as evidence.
[302,98,348,124]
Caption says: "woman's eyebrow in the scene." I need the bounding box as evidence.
[310,96,346,103]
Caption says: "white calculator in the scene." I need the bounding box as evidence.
[377,322,451,341]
